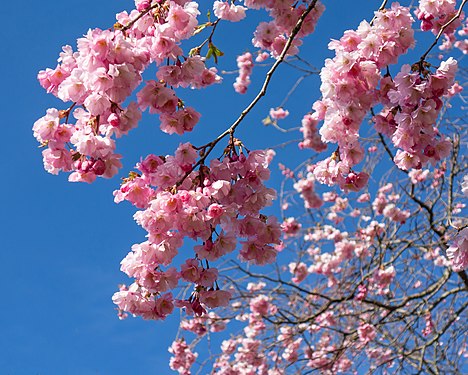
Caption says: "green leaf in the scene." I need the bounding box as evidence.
[193,23,209,36]
[189,47,201,57]
[206,42,224,64]
[206,46,213,60]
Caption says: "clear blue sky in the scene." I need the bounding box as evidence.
[0,1,444,374]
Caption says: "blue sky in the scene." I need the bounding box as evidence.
[0,1,451,374]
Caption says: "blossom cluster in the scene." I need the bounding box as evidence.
[298,113,327,152]
[281,217,302,238]
[169,339,198,375]
[174,271,396,373]
[249,0,325,58]
[438,16,468,54]
[34,0,223,182]
[233,52,253,94]
[372,183,410,223]
[162,138,465,374]
[211,285,282,373]
[112,145,282,320]
[173,158,468,373]
[375,58,457,170]
[293,172,323,209]
[307,3,414,190]
[447,227,468,272]
[455,19,468,53]
[214,1,247,22]
[33,0,330,326]
[416,0,463,35]
[33,1,468,373]
[33,0,327,185]
[179,311,227,336]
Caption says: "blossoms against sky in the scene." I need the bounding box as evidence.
[33,1,467,373]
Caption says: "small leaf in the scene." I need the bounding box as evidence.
[189,47,201,57]
[193,23,209,36]
[262,116,272,126]
[206,47,213,60]
[214,46,224,57]
[206,42,224,64]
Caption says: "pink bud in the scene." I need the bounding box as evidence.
[107,113,120,127]
[92,159,106,175]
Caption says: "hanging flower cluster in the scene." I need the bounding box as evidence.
[113,143,282,320]
[307,3,415,190]
[375,58,457,170]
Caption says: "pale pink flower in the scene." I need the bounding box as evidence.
[288,262,308,284]
[199,290,231,308]
[269,107,289,120]
[358,323,376,344]
[213,1,247,22]
[198,268,219,287]
[446,228,468,272]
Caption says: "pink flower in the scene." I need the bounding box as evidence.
[293,173,323,209]
[137,80,178,115]
[166,1,200,40]
[180,259,201,283]
[38,65,70,95]
[169,339,198,375]
[135,0,150,12]
[199,290,231,308]
[234,52,253,94]
[269,107,289,120]
[42,148,73,175]
[253,22,280,50]
[447,82,463,97]
[198,268,218,287]
[299,113,327,151]
[83,92,111,115]
[206,203,224,220]
[358,323,376,344]
[160,108,201,135]
[175,142,198,166]
[355,284,367,301]
[250,295,275,316]
[113,176,155,209]
[240,241,277,265]
[213,1,247,22]
[446,228,468,272]
[416,0,462,35]
[33,108,60,142]
[371,266,396,295]
[422,313,434,337]
[342,171,369,192]
[154,293,175,318]
[357,192,370,203]
[462,175,468,196]
[281,217,302,237]
[288,262,308,284]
